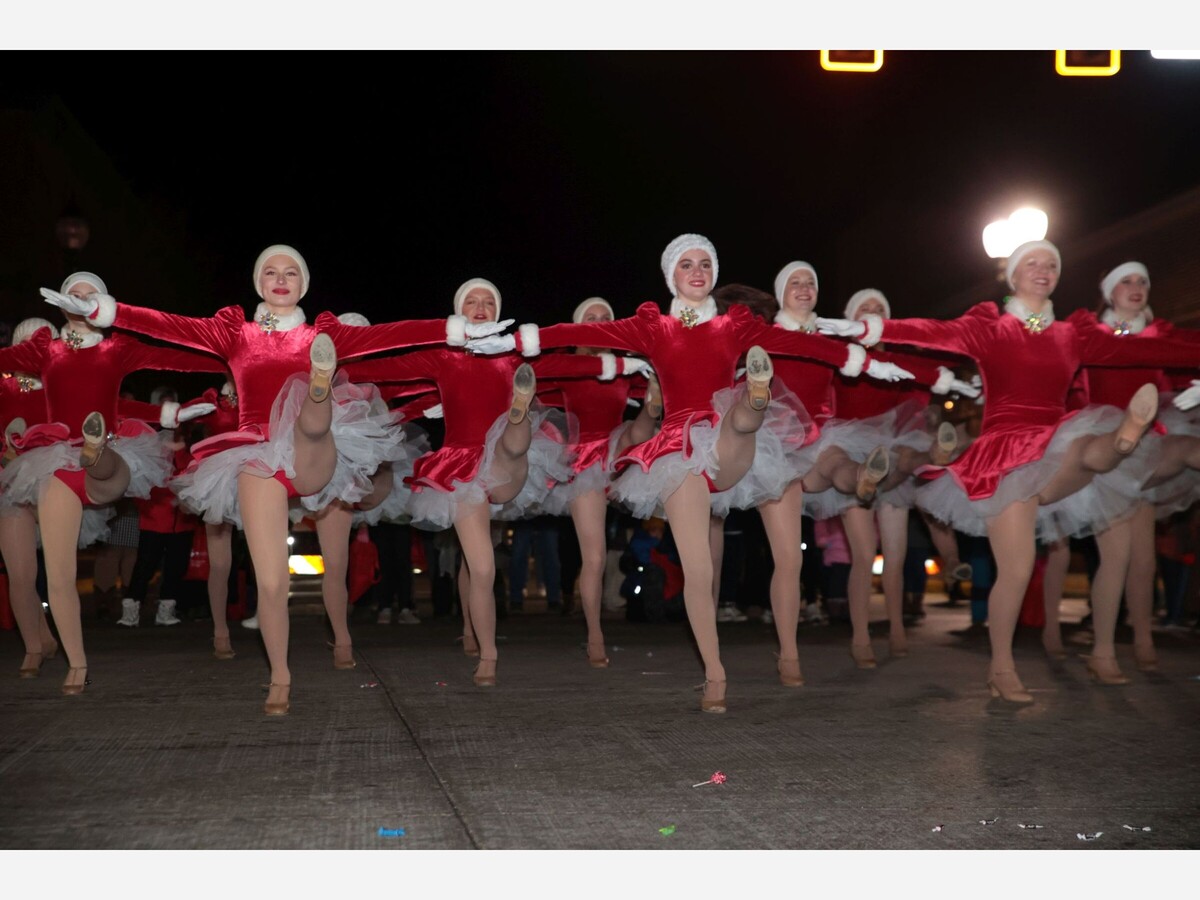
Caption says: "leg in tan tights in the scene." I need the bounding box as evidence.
[37,477,87,692]
[876,503,910,656]
[206,522,234,657]
[708,516,724,611]
[983,498,1039,701]
[0,506,57,674]
[455,503,498,684]
[1089,519,1134,683]
[802,447,862,496]
[1124,503,1158,670]
[664,473,726,708]
[1041,538,1070,659]
[313,502,355,668]
[758,478,805,684]
[357,464,394,512]
[568,489,610,666]
[83,447,132,505]
[923,511,964,577]
[289,389,337,497]
[841,505,879,667]
[238,473,292,711]
[1142,435,1200,489]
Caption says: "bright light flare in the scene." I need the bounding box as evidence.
[288,555,325,575]
[983,207,1048,258]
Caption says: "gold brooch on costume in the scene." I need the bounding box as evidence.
[678,307,700,329]
[62,330,86,350]
[1111,321,1132,337]
[256,311,280,334]
[225,392,239,407]
[16,375,36,392]
[1023,313,1049,334]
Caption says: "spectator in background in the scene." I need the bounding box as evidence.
[508,515,561,613]
[815,515,851,623]
[372,521,419,625]
[1156,511,1195,629]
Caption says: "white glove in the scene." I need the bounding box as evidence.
[41,287,99,317]
[466,334,517,355]
[177,403,216,424]
[970,374,985,405]
[463,318,514,339]
[947,376,980,398]
[621,357,653,377]
[422,403,445,419]
[815,317,867,339]
[1173,380,1200,411]
[865,359,915,382]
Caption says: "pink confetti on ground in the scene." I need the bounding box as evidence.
[692,771,727,787]
[360,682,380,688]
[435,681,448,686]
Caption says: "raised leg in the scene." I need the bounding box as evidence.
[801,446,861,496]
[290,336,338,497]
[1142,435,1200,489]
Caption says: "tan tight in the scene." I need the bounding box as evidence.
[1042,539,1070,656]
[802,446,861,495]
[311,502,355,652]
[0,507,56,664]
[206,523,233,644]
[757,479,805,663]
[1143,435,1200,489]
[841,502,911,653]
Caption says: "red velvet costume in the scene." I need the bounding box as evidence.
[870,301,1200,539]
[527,302,864,519]
[100,302,462,525]
[341,350,622,530]
[0,327,223,507]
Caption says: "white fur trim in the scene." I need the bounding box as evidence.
[220,381,235,397]
[840,344,867,378]
[1099,307,1152,333]
[598,353,617,381]
[573,297,614,323]
[446,315,467,346]
[453,278,502,317]
[845,290,890,321]
[60,324,103,348]
[773,261,818,306]
[1005,240,1060,289]
[1100,262,1150,303]
[254,245,309,299]
[62,272,107,296]
[159,401,181,428]
[661,233,718,294]
[519,323,541,357]
[668,296,718,326]
[253,302,305,332]
[90,293,117,328]
[860,314,884,347]
[931,366,956,395]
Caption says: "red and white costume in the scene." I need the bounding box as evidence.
[340,350,626,530]
[92,299,463,527]
[0,324,224,517]
[863,299,1200,540]
[524,300,866,520]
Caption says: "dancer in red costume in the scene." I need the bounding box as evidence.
[42,247,497,714]
[340,279,647,686]
[1,319,63,678]
[816,240,1200,703]
[1040,262,1200,682]
[1,274,224,696]
[471,235,910,713]
[740,272,976,682]
[538,297,659,668]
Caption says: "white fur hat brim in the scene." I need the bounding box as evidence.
[454,278,502,318]
[1005,240,1061,290]
[13,317,59,344]
[774,261,818,307]
[844,288,890,320]
[661,233,718,295]
[1100,261,1150,302]
[254,245,310,299]
[572,297,614,323]
[61,272,107,296]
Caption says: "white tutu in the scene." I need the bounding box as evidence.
[176,373,410,528]
[406,403,573,532]
[538,422,628,517]
[917,405,1150,541]
[1146,402,1200,519]
[0,430,171,507]
[352,425,432,527]
[78,506,117,548]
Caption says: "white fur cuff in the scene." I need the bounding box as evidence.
[90,293,117,329]
[446,315,467,346]
[860,314,884,347]
[840,344,867,378]
[519,323,541,357]
[598,353,617,381]
[159,401,180,429]
[931,366,956,395]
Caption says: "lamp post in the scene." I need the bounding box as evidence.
[982,207,1048,282]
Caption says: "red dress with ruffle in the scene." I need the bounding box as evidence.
[533,303,859,519]
[876,301,1200,539]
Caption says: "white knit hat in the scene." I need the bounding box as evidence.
[572,297,614,323]
[13,317,59,344]
[1100,261,1150,303]
[60,272,107,296]
[844,288,891,320]
[453,278,502,317]
[337,312,371,327]
[253,245,309,299]
[661,233,718,295]
[774,261,819,308]
[1005,240,1061,290]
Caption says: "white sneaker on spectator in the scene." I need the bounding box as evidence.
[377,608,393,625]
[716,605,747,623]
[241,615,259,630]
[761,609,774,625]
[396,608,421,625]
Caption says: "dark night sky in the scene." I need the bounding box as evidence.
[8,50,1200,323]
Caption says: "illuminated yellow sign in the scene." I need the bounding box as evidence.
[1056,50,1121,76]
[820,50,884,73]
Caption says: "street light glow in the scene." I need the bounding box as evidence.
[983,207,1048,259]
